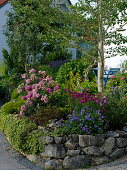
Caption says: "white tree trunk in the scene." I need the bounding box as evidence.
[98,0,104,93]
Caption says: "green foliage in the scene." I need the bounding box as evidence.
[103,87,127,130]
[1,99,24,115]
[2,49,25,73]
[36,65,54,77]
[106,73,127,90]
[121,60,127,73]
[11,88,20,100]
[56,58,93,84]
[0,62,8,77]
[5,0,71,71]
[24,130,45,154]
[80,80,98,94]
[49,90,72,107]
[0,71,22,100]
[56,105,105,135]
[0,106,45,154]
[30,106,72,126]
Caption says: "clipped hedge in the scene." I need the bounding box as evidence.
[0,104,46,154]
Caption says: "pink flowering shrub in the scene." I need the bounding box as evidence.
[17,69,59,116]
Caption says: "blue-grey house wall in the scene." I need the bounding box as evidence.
[0,3,11,64]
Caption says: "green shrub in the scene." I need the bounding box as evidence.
[49,90,72,107]
[78,80,98,93]
[106,73,127,89]
[0,62,8,77]
[24,130,45,154]
[103,87,127,130]
[36,65,54,77]
[0,108,45,154]
[11,88,20,100]
[56,58,93,84]
[29,106,72,126]
[1,99,24,115]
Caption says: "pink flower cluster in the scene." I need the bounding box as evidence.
[64,89,107,106]
[18,69,59,116]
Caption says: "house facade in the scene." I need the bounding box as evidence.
[0,0,11,63]
[0,0,77,63]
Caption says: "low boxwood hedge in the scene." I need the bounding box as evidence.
[0,103,46,154]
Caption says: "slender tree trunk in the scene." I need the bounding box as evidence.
[98,0,104,93]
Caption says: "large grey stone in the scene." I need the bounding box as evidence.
[82,146,103,156]
[63,155,89,168]
[102,137,115,156]
[26,154,38,163]
[109,148,125,159]
[123,126,127,132]
[54,137,65,144]
[95,134,105,146]
[44,159,62,169]
[41,144,66,158]
[91,156,109,165]
[116,138,127,147]
[116,130,127,137]
[70,134,79,142]
[66,150,80,157]
[79,135,98,147]
[25,154,46,166]
[106,131,119,138]
[45,136,54,144]
[65,139,78,149]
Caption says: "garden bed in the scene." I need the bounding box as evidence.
[0,69,127,169]
[1,109,127,169]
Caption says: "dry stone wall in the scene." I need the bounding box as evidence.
[26,126,127,169]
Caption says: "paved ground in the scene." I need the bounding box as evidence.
[85,155,127,170]
[1,131,127,170]
[0,132,43,170]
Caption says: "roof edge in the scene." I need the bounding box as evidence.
[0,0,8,7]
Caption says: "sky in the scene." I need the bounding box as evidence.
[71,0,78,4]
[70,0,127,69]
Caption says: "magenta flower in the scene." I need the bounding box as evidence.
[26,91,33,99]
[25,86,32,91]
[54,84,59,91]
[47,88,52,93]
